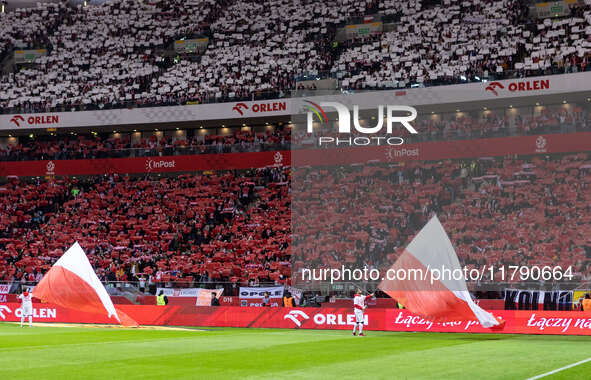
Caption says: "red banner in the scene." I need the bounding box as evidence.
[3,303,591,335]
[0,133,590,177]
[0,150,290,177]
[293,132,591,167]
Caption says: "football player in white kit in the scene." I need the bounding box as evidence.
[17,290,33,328]
[352,289,374,336]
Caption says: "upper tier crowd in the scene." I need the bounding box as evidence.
[1,0,591,113]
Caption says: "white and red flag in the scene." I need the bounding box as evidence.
[379,215,501,328]
[33,242,138,327]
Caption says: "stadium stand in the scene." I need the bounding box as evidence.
[0,0,224,113]
[292,152,591,283]
[0,126,290,160]
[0,166,290,289]
[0,0,590,113]
[2,147,590,290]
[0,2,67,61]
[333,0,589,90]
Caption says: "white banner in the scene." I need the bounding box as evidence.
[239,286,284,299]
[156,287,224,304]
[287,286,303,305]
[157,288,200,297]
[195,289,224,306]
[0,285,9,294]
[2,72,591,130]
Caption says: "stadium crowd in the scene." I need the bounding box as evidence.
[0,0,591,113]
[1,150,590,288]
[0,166,290,287]
[292,152,591,283]
[0,127,290,161]
[0,2,67,61]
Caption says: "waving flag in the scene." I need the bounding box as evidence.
[379,216,501,328]
[33,242,138,327]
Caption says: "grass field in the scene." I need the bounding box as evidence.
[1,323,591,380]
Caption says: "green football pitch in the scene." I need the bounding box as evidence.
[1,323,591,380]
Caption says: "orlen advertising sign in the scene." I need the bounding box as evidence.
[283,309,368,327]
[232,101,287,116]
[0,305,57,320]
[485,79,549,96]
[9,114,59,128]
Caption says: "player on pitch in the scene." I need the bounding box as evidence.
[352,289,374,336]
[18,289,33,328]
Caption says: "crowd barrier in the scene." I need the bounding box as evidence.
[3,303,591,335]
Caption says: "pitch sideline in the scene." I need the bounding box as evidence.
[525,356,591,379]
[2,321,205,331]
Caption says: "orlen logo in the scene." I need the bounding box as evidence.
[14,307,56,319]
[0,305,11,319]
[304,100,417,147]
[145,159,176,171]
[486,79,549,96]
[313,312,368,326]
[284,310,310,327]
[232,101,287,115]
[9,114,59,127]
[10,115,25,127]
[485,82,504,96]
[283,310,368,327]
[232,103,248,115]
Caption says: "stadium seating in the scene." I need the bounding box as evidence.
[0,0,590,112]
[292,152,591,282]
[2,149,590,288]
[0,167,291,287]
[0,127,290,161]
[0,0,222,113]
[0,3,66,61]
[333,0,588,89]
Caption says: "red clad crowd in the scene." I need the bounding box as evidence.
[292,153,591,283]
[0,167,290,288]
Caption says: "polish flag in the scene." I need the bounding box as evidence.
[33,242,138,327]
[379,216,501,328]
